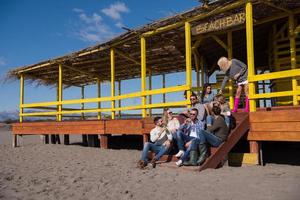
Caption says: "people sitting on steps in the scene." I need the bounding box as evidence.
[207,94,231,128]
[174,108,205,167]
[195,105,230,166]
[137,116,173,169]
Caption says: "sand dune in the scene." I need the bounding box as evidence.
[0,127,299,200]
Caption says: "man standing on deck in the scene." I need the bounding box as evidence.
[137,116,172,169]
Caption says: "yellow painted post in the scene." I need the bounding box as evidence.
[162,74,166,103]
[289,14,299,105]
[118,80,121,118]
[185,22,192,106]
[141,37,147,117]
[110,48,116,119]
[227,30,234,109]
[148,69,152,116]
[81,86,85,119]
[97,79,101,120]
[58,64,63,121]
[14,74,24,147]
[246,1,256,112]
[19,74,24,123]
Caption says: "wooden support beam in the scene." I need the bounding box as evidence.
[260,0,292,14]
[211,35,228,50]
[64,65,101,80]
[115,49,140,66]
[110,48,116,119]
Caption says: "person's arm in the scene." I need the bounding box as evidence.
[150,128,164,142]
[197,104,206,121]
[206,118,221,133]
[220,75,229,92]
[166,129,173,141]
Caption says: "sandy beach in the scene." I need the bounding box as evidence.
[0,126,299,200]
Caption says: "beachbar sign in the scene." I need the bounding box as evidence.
[191,12,246,35]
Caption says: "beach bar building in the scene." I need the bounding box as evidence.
[8,0,300,170]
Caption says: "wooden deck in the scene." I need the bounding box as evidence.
[11,106,300,170]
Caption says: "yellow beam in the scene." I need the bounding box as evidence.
[211,35,228,50]
[248,69,300,82]
[192,37,203,50]
[227,31,234,109]
[115,49,140,66]
[81,86,85,119]
[148,69,152,117]
[185,22,192,105]
[118,80,121,118]
[246,1,256,112]
[141,37,147,117]
[250,90,300,99]
[289,14,299,106]
[58,64,63,121]
[97,80,101,120]
[142,0,246,38]
[19,74,24,123]
[110,48,116,119]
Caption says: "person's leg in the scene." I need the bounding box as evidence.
[140,142,155,162]
[233,85,242,112]
[200,130,223,147]
[206,115,214,127]
[175,130,191,157]
[154,144,170,160]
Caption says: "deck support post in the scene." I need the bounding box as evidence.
[81,86,88,146]
[141,37,147,117]
[14,74,25,147]
[227,30,234,109]
[246,1,256,112]
[288,14,299,106]
[110,48,116,119]
[97,79,101,120]
[118,80,121,118]
[148,68,152,116]
[250,141,261,165]
[100,135,108,149]
[185,22,192,106]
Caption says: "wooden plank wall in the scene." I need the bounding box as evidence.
[248,109,300,142]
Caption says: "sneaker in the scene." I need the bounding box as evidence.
[150,158,157,168]
[175,150,184,158]
[176,160,183,167]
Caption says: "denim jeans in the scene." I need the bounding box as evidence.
[176,129,195,151]
[207,115,230,128]
[198,129,223,147]
[140,142,169,163]
[180,138,200,161]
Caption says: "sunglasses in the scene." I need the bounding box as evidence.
[167,112,172,114]
[190,113,196,116]
[190,98,196,100]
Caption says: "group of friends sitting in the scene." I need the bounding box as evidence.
[137,56,249,169]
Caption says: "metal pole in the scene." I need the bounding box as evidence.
[141,37,147,117]
[110,48,115,119]
[185,22,192,107]
[97,79,101,120]
[227,30,234,109]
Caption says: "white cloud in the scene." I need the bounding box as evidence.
[72,8,84,13]
[72,9,115,42]
[115,22,124,28]
[101,2,129,20]
[0,57,6,67]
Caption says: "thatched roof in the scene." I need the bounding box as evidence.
[7,0,300,87]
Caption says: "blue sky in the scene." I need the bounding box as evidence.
[0,0,201,115]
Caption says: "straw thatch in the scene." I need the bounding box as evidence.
[7,0,300,87]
